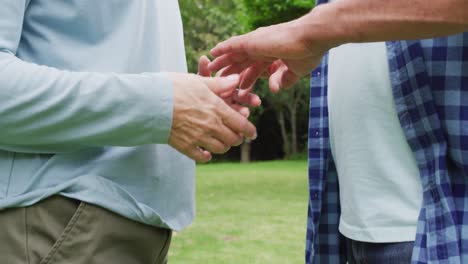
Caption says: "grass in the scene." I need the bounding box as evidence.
[169,160,309,264]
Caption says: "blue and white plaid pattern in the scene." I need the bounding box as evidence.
[306,1,468,263]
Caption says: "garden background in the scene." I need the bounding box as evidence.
[169,1,316,263]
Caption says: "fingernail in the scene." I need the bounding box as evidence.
[251,132,258,140]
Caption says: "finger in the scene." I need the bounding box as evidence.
[217,60,254,77]
[232,91,262,107]
[217,102,257,140]
[198,55,212,77]
[210,121,244,146]
[188,147,212,163]
[211,35,247,57]
[271,60,300,88]
[268,60,289,93]
[220,89,261,105]
[269,60,284,75]
[237,85,252,99]
[269,65,299,92]
[203,74,240,95]
[269,65,287,93]
[198,137,230,154]
[239,61,271,90]
[208,52,249,72]
[229,103,250,118]
[220,90,235,98]
[279,70,300,89]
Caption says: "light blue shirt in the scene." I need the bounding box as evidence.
[0,0,195,231]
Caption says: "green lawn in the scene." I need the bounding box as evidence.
[169,160,309,264]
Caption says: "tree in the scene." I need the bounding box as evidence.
[241,0,314,157]
[242,0,314,28]
[179,0,314,161]
[180,0,257,162]
[179,0,247,73]
[251,78,309,158]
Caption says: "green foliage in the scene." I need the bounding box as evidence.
[170,161,308,263]
[179,0,315,72]
[179,0,247,73]
[179,0,313,159]
[242,0,315,28]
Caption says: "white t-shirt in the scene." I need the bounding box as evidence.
[328,42,423,242]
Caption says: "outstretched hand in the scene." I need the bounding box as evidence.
[208,17,330,93]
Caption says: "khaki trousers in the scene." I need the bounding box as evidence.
[0,196,172,264]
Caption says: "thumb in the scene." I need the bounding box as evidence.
[203,74,240,95]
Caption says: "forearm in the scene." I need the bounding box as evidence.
[0,0,175,153]
[0,52,173,150]
[302,0,468,48]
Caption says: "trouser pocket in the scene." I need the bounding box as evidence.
[39,199,86,264]
[1,195,172,264]
[41,198,171,264]
[0,196,81,264]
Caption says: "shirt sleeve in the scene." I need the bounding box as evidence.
[0,0,174,153]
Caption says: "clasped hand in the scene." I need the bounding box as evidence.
[168,57,261,163]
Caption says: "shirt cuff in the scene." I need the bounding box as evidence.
[140,72,174,144]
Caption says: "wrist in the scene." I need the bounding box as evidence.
[298,3,354,52]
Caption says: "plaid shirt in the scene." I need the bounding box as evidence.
[306,1,468,263]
